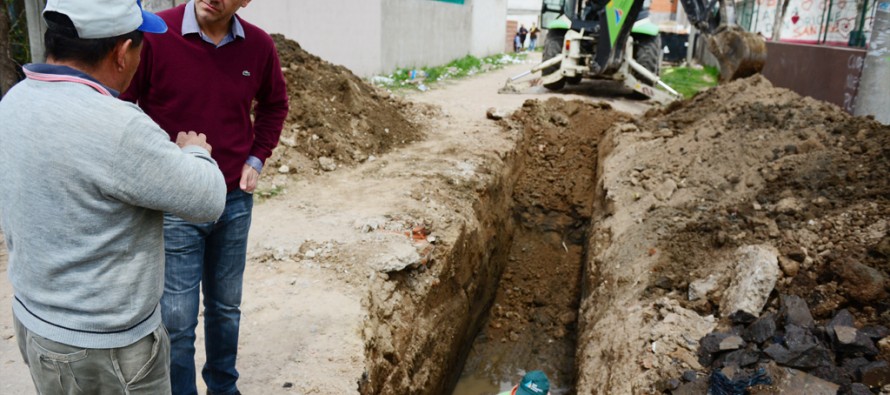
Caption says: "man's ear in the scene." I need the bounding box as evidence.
[115,39,134,71]
[241,0,252,8]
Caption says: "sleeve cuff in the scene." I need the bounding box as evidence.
[246,156,264,174]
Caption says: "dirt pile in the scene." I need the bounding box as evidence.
[535,74,890,393]
[267,34,422,174]
[637,75,890,393]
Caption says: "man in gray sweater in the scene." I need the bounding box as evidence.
[0,1,227,394]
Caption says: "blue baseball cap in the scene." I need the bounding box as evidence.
[517,370,550,395]
[44,0,167,39]
[135,0,168,34]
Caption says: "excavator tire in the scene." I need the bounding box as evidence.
[542,30,567,91]
[632,33,661,78]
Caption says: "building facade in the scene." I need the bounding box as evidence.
[238,0,507,77]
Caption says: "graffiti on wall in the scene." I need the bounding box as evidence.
[842,53,865,113]
[745,0,876,44]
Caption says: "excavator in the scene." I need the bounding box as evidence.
[503,0,767,102]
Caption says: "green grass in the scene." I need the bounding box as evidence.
[370,53,528,91]
[255,185,285,202]
[659,66,720,99]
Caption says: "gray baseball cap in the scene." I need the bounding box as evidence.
[44,0,167,39]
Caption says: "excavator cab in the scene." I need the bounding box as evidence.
[538,0,662,90]
[531,0,765,93]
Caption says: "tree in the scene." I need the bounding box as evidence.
[1,0,21,97]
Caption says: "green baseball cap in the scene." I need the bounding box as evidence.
[517,370,550,395]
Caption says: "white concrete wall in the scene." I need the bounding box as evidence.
[238,0,383,76]
[471,0,509,57]
[380,0,473,72]
[239,0,506,77]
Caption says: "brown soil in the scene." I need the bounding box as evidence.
[572,75,889,393]
[458,99,630,392]
[651,75,890,323]
[267,34,423,175]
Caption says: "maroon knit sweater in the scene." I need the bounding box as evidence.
[122,4,288,192]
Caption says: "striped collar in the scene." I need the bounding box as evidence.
[22,64,119,97]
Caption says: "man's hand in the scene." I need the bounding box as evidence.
[240,163,259,193]
[175,131,212,154]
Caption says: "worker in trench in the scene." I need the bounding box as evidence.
[499,370,552,395]
[0,0,227,393]
[120,0,289,394]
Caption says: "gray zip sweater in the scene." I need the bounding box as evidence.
[0,65,227,349]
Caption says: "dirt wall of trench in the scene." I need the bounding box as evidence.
[358,145,520,395]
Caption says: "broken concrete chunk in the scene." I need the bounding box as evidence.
[764,325,834,370]
[718,348,760,367]
[878,338,890,357]
[833,326,880,357]
[279,136,297,147]
[778,256,800,277]
[743,313,777,344]
[835,326,858,345]
[654,179,678,201]
[781,294,815,329]
[318,156,337,171]
[719,335,746,351]
[775,197,804,214]
[758,363,840,395]
[700,332,733,355]
[688,274,720,301]
[370,242,421,273]
[721,245,780,319]
[782,245,807,263]
[828,309,856,337]
[486,107,506,120]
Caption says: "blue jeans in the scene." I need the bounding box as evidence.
[162,190,253,395]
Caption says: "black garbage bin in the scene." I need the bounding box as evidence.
[661,32,689,63]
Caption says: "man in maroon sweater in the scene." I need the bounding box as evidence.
[122,1,288,394]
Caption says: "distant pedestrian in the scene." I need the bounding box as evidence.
[498,370,551,395]
[519,24,529,51]
[514,29,522,52]
[529,23,539,51]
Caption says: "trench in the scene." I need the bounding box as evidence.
[358,99,627,395]
[449,100,624,394]
[449,207,590,394]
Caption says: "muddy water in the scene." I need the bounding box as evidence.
[451,99,628,395]
[452,224,586,395]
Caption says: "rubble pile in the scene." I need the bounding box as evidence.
[646,76,890,394]
[675,295,890,394]
[266,35,422,174]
